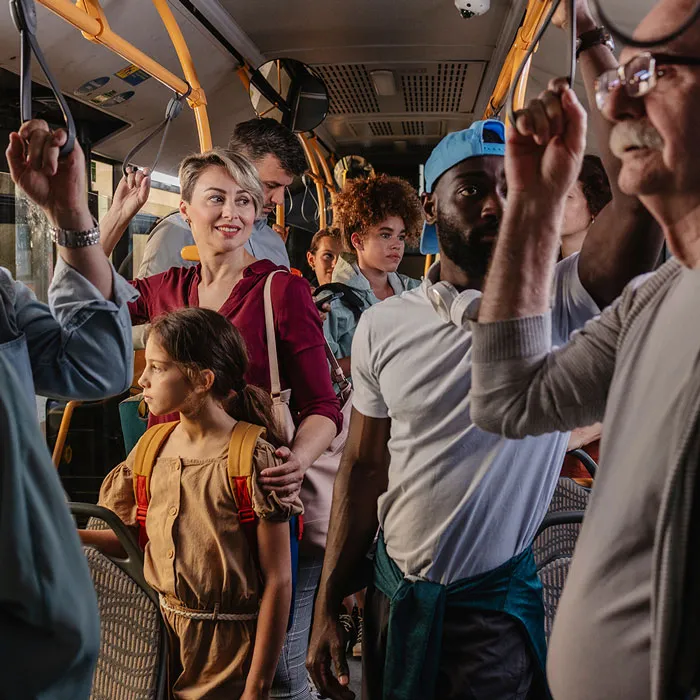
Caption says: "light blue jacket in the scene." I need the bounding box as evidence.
[0,257,135,698]
[323,253,421,360]
[0,351,101,699]
[0,258,137,405]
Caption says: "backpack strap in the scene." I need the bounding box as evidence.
[132,421,179,549]
[227,421,266,560]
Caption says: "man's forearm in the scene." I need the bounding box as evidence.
[316,413,389,614]
[480,196,564,322]
[52,205,115,301]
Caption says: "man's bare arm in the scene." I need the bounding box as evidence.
[307,409,391,700]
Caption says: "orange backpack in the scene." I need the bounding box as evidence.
[131,420,265,551]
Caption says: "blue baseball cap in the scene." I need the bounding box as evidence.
[420,119,506,255]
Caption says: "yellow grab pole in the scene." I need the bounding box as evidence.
[38,0,210,150]
[298,133,327,230]
[52,401,79,469]
[308,135,337,203]
[483,0,553,119]
[42,0,188,94]
[151,0,211,151]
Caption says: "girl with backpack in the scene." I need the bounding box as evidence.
[80,307,301,700]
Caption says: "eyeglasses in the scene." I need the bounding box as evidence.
[595,51,700,111]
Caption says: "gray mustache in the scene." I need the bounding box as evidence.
[610,121,664,158]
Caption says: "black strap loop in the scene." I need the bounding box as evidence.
[122,84,192,177]
[10,0,76,157]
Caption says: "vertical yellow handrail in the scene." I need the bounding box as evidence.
[308,135,337,204]
[52,401,79,469]
[484,0,553,119]
[151,0,211,151]
[298,133,327,230]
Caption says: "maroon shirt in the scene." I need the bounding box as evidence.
[129,260,342,432]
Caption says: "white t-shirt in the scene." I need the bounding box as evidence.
[351,253,599,583]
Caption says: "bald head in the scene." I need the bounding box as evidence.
[625,0,700,59]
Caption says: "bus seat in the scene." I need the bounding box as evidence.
[548,477,591,514]
[533,511,585,642]
[538,556,572,641]
[70,503,168,700]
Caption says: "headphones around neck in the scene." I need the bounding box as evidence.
[427,281,482,327]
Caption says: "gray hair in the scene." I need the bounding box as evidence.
[178,148,264,217]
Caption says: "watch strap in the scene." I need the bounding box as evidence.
[50,225,101,248]
[576,27,615,60]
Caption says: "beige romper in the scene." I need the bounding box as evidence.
[98,435,302,700]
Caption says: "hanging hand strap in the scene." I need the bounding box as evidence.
[122,86,191,176]
[10,0,76,156]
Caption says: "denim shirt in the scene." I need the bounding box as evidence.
[0,257,138,405]
[0,351,100,698]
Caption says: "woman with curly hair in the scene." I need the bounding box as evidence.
[325,174,423,377]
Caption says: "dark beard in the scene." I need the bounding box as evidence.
[436,209,498,281]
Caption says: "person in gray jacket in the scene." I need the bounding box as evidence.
[100,118,308,274]
[2,119,136,698]
[470,1,700,698]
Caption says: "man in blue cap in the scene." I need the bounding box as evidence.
[307,79,659,698]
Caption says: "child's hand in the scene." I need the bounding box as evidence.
[259,446,304,500]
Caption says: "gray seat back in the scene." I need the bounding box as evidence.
[70,503,168,700]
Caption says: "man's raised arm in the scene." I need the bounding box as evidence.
[555,0,662,307]
[471,84,619,439]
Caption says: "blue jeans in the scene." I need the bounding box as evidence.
[270,554,324,699]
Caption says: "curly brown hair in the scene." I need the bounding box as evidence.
[332,174,423,250]
[579,155,612,219]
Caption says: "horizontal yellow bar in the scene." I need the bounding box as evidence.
[38,0,190,96]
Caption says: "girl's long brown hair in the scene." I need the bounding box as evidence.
[147,308,286,447]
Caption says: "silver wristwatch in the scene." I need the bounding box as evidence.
[50,225,101,248]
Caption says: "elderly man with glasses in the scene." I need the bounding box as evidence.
[469,0,700,698]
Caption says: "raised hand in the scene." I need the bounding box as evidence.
[100,166,151,256]
[507,79,587,204]
[6,120,91,230]
[552,0,597,33]
[110,166,151,224]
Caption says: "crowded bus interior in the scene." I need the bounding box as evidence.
[2,0,699,697]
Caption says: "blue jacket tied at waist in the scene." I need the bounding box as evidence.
[373,532,547,700]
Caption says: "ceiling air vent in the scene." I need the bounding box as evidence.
[401,62,469,113]
[402,121,425,136]
[314,64,380,115]
[368,121,394,137]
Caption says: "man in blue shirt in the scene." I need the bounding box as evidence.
[2,119,137,698]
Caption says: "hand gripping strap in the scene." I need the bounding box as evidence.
[132,421,178,549]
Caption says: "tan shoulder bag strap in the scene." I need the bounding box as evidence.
[263,270,286,400]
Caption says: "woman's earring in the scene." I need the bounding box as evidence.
[185,217,191,225]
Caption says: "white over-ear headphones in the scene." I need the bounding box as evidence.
[427,281,482,327]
